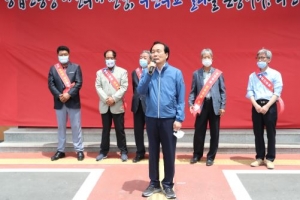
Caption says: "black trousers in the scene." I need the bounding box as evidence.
[146,117,177,189]
[193,99,220,160]
[252,100,277,161]
[100,108,128,155]
[133,102,146,156]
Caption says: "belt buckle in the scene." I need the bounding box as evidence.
[259,100,267,104]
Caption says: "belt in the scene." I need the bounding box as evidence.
[205,97,212,101]
[256,99,269,104]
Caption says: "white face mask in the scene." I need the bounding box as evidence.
[139,59,148,68]
[106,59,115,68]
[58,56,69,64]
[202,58,212,67]
[257,61,267,69]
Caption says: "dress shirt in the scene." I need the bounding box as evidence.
[203,70,212,98]
[246,67,283,100]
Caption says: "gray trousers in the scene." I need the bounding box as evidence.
[55,105,84,152]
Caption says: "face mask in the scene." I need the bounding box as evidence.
[106,59,115,68]
[139,59,148,68]
[202,58,212,67]
[257,61,267,69]
[58,56,69,64]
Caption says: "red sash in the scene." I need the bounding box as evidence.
[135,67,142,80]
[54,63,75,93]
[102,68,127,110]
[256,72,284,114]
[192,69,222,117]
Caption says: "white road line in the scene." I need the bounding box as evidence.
[0,168,104,200]
[223,170,300,200]
[73,169,104,200]
[223,170,252,200]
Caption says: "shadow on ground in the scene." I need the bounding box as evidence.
[230,156,253,165]
[122,179,149,194]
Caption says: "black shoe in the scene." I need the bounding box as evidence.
[77,151,84,161]
[142,185,162,197]
[133,155,145,163]
[163,187,176,199]
[206,159,214,166]
[51,151,65,161]
[190,156,200,164]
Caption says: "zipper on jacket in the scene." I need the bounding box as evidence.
[158,73,161,118]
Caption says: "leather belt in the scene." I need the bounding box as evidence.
[256,99,269,104]
[205,97,212,101]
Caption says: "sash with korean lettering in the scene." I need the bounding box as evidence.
[256,72,284,114]
[135,67,142,80]
[102,68,127,110]
[192,69,222,117]
[54,63,75,93]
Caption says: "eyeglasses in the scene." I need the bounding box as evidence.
[256,56,267,60]
[105,57,115,60]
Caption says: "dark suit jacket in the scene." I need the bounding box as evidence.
[131,68,146,113]
[48,62,82,109]
[188,67,226,115]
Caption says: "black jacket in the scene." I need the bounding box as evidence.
[48,62,82,109]
[131,68,146,113]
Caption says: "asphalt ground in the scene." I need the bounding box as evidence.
[0,152,300,200]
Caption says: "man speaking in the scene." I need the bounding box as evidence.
[137,41,185,199]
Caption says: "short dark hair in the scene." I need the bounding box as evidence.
[150,41,170,60]
[104,50,117,58]
[57,46,70,54]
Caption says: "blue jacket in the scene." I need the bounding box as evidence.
[137,63,185,122]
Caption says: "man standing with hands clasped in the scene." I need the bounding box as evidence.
[48,45,84,161]
[138,41,185,199]
[189,48,226,166]
[95,50,129,162]
[246,48,283,169]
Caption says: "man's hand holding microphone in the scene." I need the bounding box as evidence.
[148,60,156,75]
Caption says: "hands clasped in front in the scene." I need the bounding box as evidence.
[59,93,71,103]
[106,96,115,106]
[255,105,270,115]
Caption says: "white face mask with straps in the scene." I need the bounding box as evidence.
[106,59,115,68]
[202,58,212,67]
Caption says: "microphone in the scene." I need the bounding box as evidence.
[148,60,156,74]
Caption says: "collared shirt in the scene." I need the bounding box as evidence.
[106,66,115,73]
[157,62,166,74]
[203,69,212,98]
[246,67,283,100]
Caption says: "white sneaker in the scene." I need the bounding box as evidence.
[250,159,263,167]
[265,160,275,169]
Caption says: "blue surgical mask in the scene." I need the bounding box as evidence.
[58,56,69,64]
[106,59,115,68]
[257,61,267,69]
[139,59,148,68]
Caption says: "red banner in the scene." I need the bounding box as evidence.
[0,0,299,128]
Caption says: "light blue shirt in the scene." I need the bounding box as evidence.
[246,67,283,100]
[203,69,212,98]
